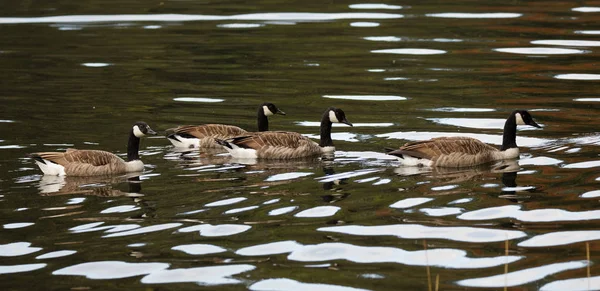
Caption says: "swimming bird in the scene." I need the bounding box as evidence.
[166,102,285,149]
[216,107,352,159]
[386,110,542,167]
[30,122,156,176]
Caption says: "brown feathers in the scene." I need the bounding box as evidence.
[32,149,133,176]
[224,132,323,159]
[170,124,248,148]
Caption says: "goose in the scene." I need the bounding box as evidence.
[30,122,156,176]
[216,107,352,159]
[166,102,285,149]
[386,110,541,167]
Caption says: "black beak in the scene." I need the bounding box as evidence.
[276,109,286,116]
[341,119,353,127]
[529,120,542,128]
[147,128,158,135]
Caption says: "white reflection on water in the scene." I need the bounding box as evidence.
[494,47,586,55]
[390,197,433,209]
[364,36,402,42]
[318,224,525,243]
[4,222,34,229]
[555,74,600,80]
[263,198,280,205]
[576,30,600,34]
[236,240,303,256]
[371,48,446,55]
[349,4,402,10]
[0,13,404,24]
[205,197,247,206]
[295,206,340,217]
[224,206,259,214]
[101,205,140,213]
[82,63,110,67]
[172,244,227,255]
[287,242,522,268]
[540,275,600,291]
[103,223,182,238]
[268,206,298,216]
[427,118,541,130]
[54,261,169,279]
[581,190,600,198]
[303,132,359,142]
[265,172,313,182]
[250,278,370,291]
[456,261,588,287]
[70,223,140,234]
[296,121,394,127]
[518,230,600,247]
[532,40,600,47]
[563,160,600,169]
[178,224,251,237]
[449,198,473,204]
[0,263,46,274]
[573,7,600,12]
[459,205,600,222]
[140,264,256,285]
[377,131,551,147]
[426,13,522,18]
[36,250,77,259]
[350,22,379,27]
[0,242,42,257]
[173,97,225,103]
[519,156,562,166]
[429,107,495,112]
[217,23,264,28]
[574,98,600,102]
[420,207,463,216]
[316,168,384,182]
[323,95,407,101]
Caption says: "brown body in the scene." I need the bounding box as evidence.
[31,149,141,176]
[224,131,324,159]
[169,124,248,148]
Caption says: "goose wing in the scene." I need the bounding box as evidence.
[33,149,123,166]
[388,137,498,159]
[226,131,311,150]
[172,124,247,139]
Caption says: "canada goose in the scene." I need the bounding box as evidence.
[166,102,285,149]
[30,122,156,176]
[216,107,352,159]
[386,110,542,167]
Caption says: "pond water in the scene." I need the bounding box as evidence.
[1,1,600,290]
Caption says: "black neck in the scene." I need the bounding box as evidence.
[257,107,268,132]
[501,113,518,151]
[319,113,334,147]
[127,130,141,161]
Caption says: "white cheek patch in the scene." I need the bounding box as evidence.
[515,112,525,125]
[329,111,340,123]
[133,125,145,138]
[263,105,274,116]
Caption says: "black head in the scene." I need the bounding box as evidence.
[513,110,541,128]
[261,102,286,116]
[326,107,353,126]
[132,121,157,137]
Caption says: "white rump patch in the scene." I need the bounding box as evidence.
[515,112,525,125]
[328,111,339,123]
[167,135,200,149]
[125,160,144,172]
[133,125,145,138]
[222,142,258,159]
[263,105,274,116]
[35,160,66,176]
[397,155,433,167]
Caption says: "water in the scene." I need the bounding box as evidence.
[1,1,600,290]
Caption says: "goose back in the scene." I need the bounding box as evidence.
[222,131,322,159]
[170,124,248,148]
[32,149,137,176]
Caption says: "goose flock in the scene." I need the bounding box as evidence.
[29,104,542,176]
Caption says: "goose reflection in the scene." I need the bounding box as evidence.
[38,174,142,197]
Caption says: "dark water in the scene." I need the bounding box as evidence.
[2,1,600,290]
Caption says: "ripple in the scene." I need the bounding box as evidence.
[555,74,600,80]
[0,13,404,24]
[349,4,402,10]
[140,264,256,285]
[518,230,600,247]
[250,278,369,291]
[217,23,264,28]
[82,63,110,67]
[143,25,162,29]
[420,207,463,216]
[265,172,313,182]
[427,118,541,130]
[103,223,182,238]
[36,250,77,259]
[303,132,359,142]
[287,242,522,268]
[377,131,551,148]
[268,206,298,216]
[390,197,433,209]
[178,224,251,237]
[172,244,227,255]
[574,98,600,102]
[458,205,600,222]
[364,36,402,42]
[54,261,169,279]
[316,169,384,183]
[319,224,525,243]
[540,275,600,291]
[295,206,340,218]
[532,40,600,47]
[4,222,34,229]
[371,48,446,55]
[431,185,458,191]
[429,107,495,112]
[457,261,588,287]
[426,13,522,19]
[101,205,140,213]
[224,206,259,214]
[323,95,407,101]
[205,197,247,207]
[350,22,379,27]
[173,97,225,103]
[263,198,280,205]
[495,47,586,55]
[563,160,600,169]
[449,198,473,204]
[573,7,600,12]
[0,263,46,274]
[519,156,562,166]
[582,190,600,198]
[0,242,42,257]
[237,240,303,256]
[576,30,600,35]
[296,121,394,127]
